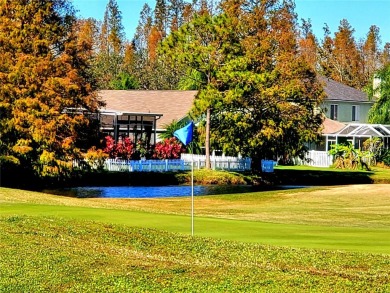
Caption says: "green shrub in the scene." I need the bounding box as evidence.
[378,149,390,166]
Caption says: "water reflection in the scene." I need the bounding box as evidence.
[44,185,306,199]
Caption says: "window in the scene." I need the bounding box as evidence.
[330,104,338,120]
[352,105,359,121]
[327,136,337,151]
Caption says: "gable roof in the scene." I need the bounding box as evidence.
[98,90,197,129]
[320,76,370,103]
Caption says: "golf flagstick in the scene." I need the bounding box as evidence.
[191,143,194,236]
[173,121,195,236]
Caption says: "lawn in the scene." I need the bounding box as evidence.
[1,181,390,291]
[1,215,389,292]
[1,185,390,253]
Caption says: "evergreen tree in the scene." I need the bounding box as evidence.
[94,0,126,89]
[367,64,390,124]
[154,0,168,37]
[318,24,335,78]
[217,0,324,164]
[161,12,239,167]
[361,25,381,85]
[132,1,184,90]
[100,0,125,55]
[167,0,186,31]
[161,0,324,169]
[133,3,153,56]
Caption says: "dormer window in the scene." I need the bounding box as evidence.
[330,104,338,120]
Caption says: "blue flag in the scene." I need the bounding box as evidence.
[174,122,194,145]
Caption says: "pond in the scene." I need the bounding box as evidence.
[44,185,307,199]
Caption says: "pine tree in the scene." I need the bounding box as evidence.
[133,3,153,55]
[154,0,168,37]
[167,0,186,31]
[132,1,184,90]
[318,24,335,78]
[161,0,324,169]
[100,0,125,55]
[94,0,126,89]
[361,25,381,85]
[217,0,324,164]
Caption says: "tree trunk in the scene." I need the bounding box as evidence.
[205,107,211,169]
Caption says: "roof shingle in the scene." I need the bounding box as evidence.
[98,90,197,129]
[319,76,370,103]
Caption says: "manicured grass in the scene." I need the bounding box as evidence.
[3,202,390,254]
[1,185,390,291]
[1,185,390,253]
[1,216,389,292]
[368,166,390,183]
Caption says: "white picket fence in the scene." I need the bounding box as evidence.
[76,151,329,172]
[298,150,333,167]
[75,154,251,172]
[104,159,186,172]
[180,154,252,171]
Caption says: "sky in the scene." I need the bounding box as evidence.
[71,0,390,46]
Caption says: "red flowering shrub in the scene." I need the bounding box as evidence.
[116,137,135,159]
[103,136,135,159]
[153,137,184,159]
[103,136,184,160]
[103,136,116,158]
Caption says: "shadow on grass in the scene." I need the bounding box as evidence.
[1,165,385,191]
[0,168,181,190]
[266,169,375,186]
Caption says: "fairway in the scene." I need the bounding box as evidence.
[1,185,390,254]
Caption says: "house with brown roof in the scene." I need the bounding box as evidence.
[319,76,373,123]
[97,90,197,144]
[97,78,380,150]
[310,78,390,153]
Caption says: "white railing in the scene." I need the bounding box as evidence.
[76,151,330,171]
[74,159,186,172]
[104,159,186,172]
[74,155,252,172]
[302,150,333,167]
[181,154,252,171]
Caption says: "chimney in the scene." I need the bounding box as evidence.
[373,76,381,99]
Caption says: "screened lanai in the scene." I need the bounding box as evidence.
[99,110,163,146]
[323,123,390,151]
